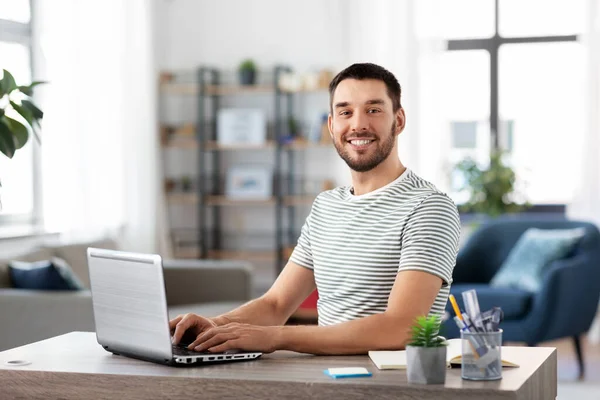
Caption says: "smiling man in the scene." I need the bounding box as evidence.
[170,63,460,355]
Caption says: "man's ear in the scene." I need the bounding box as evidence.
[395,108,406,136]
[328,114,334,139]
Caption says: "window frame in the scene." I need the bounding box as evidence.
[0,0,41,228]
[446,0,579,209]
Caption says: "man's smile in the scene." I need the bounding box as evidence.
[347,137,376,151]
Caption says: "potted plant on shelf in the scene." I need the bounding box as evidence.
[0,69,45,209]
[406,315,448,384]
[181,175,193,192]
[238,59,257,86]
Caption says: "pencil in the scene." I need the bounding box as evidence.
[449,294,463,320]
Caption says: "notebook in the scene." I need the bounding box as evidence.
[368,339,519,370]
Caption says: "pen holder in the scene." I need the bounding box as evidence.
[460,329,502,381]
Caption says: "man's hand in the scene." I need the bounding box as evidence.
[188,323,281,354]
[169,313,218,348]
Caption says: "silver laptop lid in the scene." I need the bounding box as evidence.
[87,248,173,362]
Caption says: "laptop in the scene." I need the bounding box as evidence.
[86,247,262,366]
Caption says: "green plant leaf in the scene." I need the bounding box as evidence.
[239,59,257,72]
[17,81,47,96]
[0,69,18,97]
[21,100,43,124]
[10,100,34,126]
[0,119,16,158]
[453,150,529,217]
[408,315,446,347]
[2,116,29,149]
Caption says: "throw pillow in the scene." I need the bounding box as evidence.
[490,227,586,292]
[8,257,85,291]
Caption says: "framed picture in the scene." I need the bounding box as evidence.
[225,165,272,199]
[217,108,267,145]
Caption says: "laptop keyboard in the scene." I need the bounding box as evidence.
[172,344,211,356]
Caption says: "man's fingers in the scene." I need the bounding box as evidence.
[187,323,233,349]
[172,315,195,344]
[169,315,183,330]
[208,339,240,354]
[194,332,237,352]
[188,326,220,349]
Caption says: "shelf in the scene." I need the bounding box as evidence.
[166,193,198,204]
[173,247,202,259]
[206,196,276,206]
[162,137,331,151]
[160,83,199,95]
[160,82,328,96]
[283,196,315,206]
[167,194,316,206]
[208,249,277,262]
[285,141,332,150]
[206,141,277,150]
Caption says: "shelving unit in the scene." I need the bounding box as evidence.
[159,66,330,274]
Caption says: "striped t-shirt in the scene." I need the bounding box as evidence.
[289,168,460,326]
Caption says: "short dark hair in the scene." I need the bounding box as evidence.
[329,63,402,112]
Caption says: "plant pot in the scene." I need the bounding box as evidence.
[406,345,447,384]
[239,69,256,85]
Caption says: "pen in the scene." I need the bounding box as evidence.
[462,290,484,331]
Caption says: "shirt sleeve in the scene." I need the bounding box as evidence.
[289,210,314,270]
[398,193,460,286]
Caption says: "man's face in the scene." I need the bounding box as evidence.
[329,79,403,173]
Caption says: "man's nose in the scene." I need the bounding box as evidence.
[350,113,368,132]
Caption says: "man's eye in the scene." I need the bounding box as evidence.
[368,109,381,114]
[339,111,351,116]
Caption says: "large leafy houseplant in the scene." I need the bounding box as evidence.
[0,69,45,209]
[406,315,448,384]
[454,151,529,218]
[0,69,44,159]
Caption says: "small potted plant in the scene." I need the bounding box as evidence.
[406,315,448,384]
[181,175,193,192]
[238,59,257,86]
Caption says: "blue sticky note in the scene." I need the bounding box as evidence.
[324,367,372,379]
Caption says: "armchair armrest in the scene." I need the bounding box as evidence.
[0,289,94,351]
[524,254,600,342]
[162,260,253,306]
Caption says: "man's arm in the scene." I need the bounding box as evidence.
[172,261,315,346]
[212,261,316,327]
[191,269,442,354]
[277,270,442,354]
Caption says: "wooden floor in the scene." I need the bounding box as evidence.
[509,335,600,383]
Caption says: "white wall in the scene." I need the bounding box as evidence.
[153,0,419,184]
[155,0,347,72]
[152,0,419,278]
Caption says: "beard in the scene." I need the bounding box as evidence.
[333,122,397,172]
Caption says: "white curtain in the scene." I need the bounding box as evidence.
[34,0,169,254]
[568,0,600,343]
[341,0,447,188]
[569,0,600,227]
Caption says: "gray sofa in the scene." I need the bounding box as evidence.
[0,239,252,351]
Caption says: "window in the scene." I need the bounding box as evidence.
[444,0,584,206]
[0,0,37,225]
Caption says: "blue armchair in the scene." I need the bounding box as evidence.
[443,218,600,378]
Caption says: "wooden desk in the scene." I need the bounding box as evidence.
[0,332,556,400]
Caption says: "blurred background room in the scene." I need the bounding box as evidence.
[0,0,599,397]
